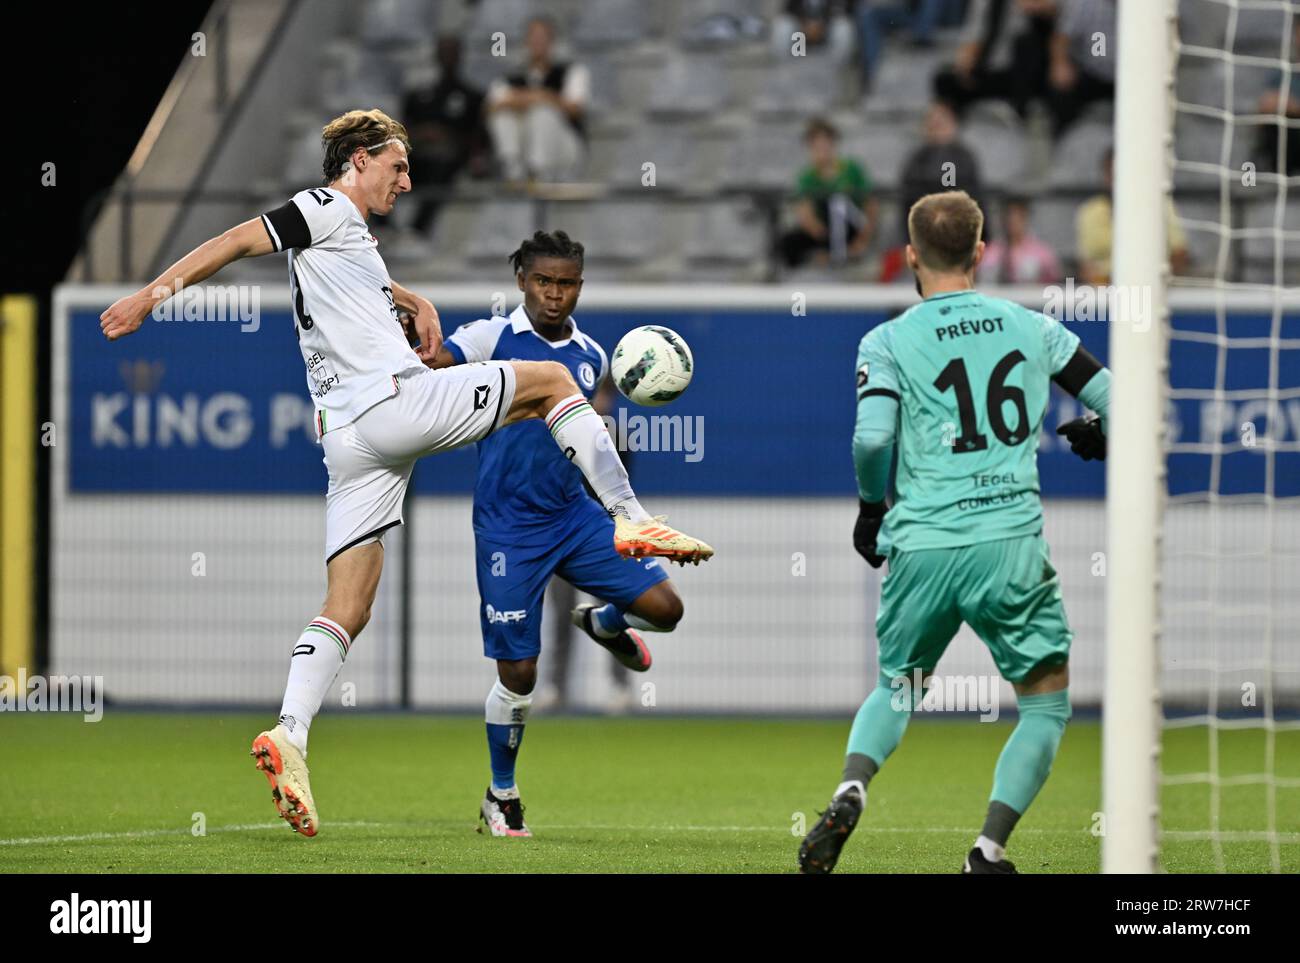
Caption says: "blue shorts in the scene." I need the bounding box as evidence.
[474,497,669,661]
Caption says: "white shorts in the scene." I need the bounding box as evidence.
[321,362,517,562]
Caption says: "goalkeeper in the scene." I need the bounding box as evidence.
[798,190,1110,874]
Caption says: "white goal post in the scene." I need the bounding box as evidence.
[1104,0,1175,874]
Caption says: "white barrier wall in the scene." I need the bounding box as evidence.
[54,490,1296,710]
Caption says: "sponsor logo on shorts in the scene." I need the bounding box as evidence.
[473,384,490,410]
[485,604,527,624]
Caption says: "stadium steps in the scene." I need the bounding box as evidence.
[71,0,315,283]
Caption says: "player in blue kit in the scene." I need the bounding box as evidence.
[427,231,687,837]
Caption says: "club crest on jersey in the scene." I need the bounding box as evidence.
[577,361,596,390]
[473,384,490,410]
[856,363,870,388]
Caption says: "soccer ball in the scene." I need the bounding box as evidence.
[610,325,694,407]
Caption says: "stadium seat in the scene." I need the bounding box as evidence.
[1047,117,1111,192]
[585,55,622,117]
[466,201,536,262]
[726,123,806,191]
[358,0,439,49]
[565,201,662,261]
[646,55,730,117]
[1030,196,1081,271]
[468,0,533,45]
[966,119,1029,190]
[318,43,403,115]
[866,46,947,114]
[684,201,768,263]
[284,128,327,192]
[753,59,841,117]
[605,124,698,189]
[572,0,653,49]
[841,128,913,192]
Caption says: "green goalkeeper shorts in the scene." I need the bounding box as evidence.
[874,533,1073,685]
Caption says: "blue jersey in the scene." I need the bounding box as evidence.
[444,305,608,533]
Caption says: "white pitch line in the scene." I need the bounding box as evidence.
[0,820,386,847]
[3,823,1292,847]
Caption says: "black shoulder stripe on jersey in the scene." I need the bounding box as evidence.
[262,199,312,252]
[1052,345,1104,397]
[858,387,901,402]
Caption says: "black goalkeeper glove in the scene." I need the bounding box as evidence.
[853,499,888,568]
[1056,414,1107,461]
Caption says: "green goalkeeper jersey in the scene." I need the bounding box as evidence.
[856,289,1081,553]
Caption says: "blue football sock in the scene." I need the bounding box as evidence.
[592,603,628,638]
[484,680,532,791]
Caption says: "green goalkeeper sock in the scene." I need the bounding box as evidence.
[989,689,1072,815]
[842,677,914,789]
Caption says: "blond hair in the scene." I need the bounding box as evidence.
[320,108,411,184]
[907,190,984,271]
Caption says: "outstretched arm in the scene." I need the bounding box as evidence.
[100,218,275,340]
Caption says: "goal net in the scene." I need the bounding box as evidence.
[1108,0,1300,874]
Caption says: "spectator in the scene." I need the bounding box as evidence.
[485,16,589,184]
[933,0,1057,119]
[400,36,488,234]
[1253,21,1300,176]
[778,117,879,268]
[770,0,856,63]
[978,195,1063,283]
[876,100,984,281]
[897,100,984,240]
[1075,147,1188,284]
[1047,0,1116,138]
[858,1,967,92]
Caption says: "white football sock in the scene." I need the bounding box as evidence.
[975,834,1006,863]
[278,616,351,756]
[834,779,866,800]
[544,394,650,522]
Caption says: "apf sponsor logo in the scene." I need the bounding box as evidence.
[485,604,527,624]
[49,894,151,943]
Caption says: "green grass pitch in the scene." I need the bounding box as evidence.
[1,712,1295,873]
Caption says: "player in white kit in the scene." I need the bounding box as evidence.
[99,109,713,837]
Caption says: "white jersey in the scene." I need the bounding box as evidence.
[261,187,426,435]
